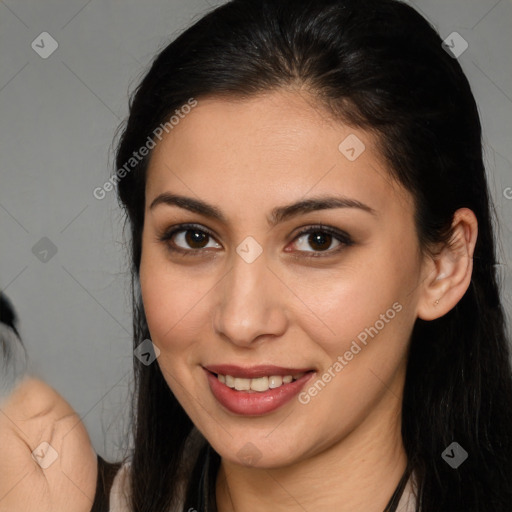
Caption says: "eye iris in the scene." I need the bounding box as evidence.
[308,232,332,251]
[185,230,208,249]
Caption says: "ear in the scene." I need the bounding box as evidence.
[417,208,478,321]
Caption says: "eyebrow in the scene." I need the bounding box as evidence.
[149,192,376,226]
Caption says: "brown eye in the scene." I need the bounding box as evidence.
[158,224,221,255]
[290,225,354,257]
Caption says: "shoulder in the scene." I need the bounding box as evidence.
[109,461,131,511]
[109,462,187,512]
[396,469,418,512]
[0,376,86,442]
[0,376,98,512]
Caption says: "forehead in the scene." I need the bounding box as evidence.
[144,90,412,220]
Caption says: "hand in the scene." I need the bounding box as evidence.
[0,377,98,512]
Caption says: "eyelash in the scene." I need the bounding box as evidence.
[157,223,354,259]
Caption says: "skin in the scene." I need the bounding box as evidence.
[0,377,97,512]
[139,89,478,511]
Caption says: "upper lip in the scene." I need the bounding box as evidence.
[204,364,314,379]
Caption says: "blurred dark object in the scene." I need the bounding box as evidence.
[0,291,21,339]
[0,290,27,396]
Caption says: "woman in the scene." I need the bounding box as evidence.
[1,0,511,510]
[110,0,512,509]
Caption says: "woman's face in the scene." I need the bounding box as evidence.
[139,90,428,468]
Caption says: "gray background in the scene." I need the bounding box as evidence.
[1,0,511,461]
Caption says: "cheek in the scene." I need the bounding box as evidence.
[295,243,418,361]
[139,247,213,355]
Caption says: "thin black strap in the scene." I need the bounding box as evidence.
[184,442,219,512]
[383,462,413,512]
[196,446,210,512]
[197,444,411,512]
[197,444,220,512]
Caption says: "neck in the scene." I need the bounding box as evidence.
[215,370,408,512]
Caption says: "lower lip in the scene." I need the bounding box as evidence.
[204,369,314,416]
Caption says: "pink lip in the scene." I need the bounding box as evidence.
[204,364,313,379]
[204,368,315,416]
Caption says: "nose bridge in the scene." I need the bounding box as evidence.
[213,245,286,345]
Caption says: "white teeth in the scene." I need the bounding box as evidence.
[268,375,283,388]
[216,373,307,392]
[234,377,251,391]
[225,375,236,388]
[250,376,269,391]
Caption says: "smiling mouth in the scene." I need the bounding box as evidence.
[211,371,312,392]
[203,366,316,415]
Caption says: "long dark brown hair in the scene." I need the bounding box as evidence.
[106,0,512,510]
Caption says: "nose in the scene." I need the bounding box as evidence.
[212,248,288,348]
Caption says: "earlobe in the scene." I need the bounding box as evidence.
[417,208,478,321]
